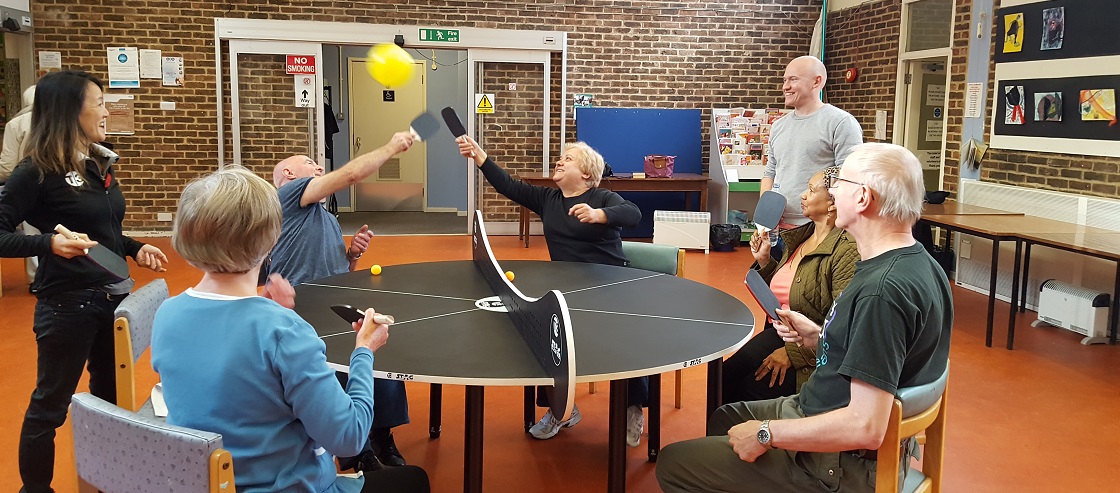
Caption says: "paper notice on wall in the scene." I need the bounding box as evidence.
[925,84,945,106]
[965,82,983,118]
[162,57,183,86]
[917,150,942,170]
[874,110,887,140]
[104,94,135,135]
[924,120,944,142]
[38,51,62,76]
[140,49,162,78]
[107,47,140,88]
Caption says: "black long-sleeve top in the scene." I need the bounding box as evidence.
[0,151,144,297]
[480,158,641,266]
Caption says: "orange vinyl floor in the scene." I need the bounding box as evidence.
[1,234,1118,492]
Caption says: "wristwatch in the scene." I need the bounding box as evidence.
[757,420,773,448]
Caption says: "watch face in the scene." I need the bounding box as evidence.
[757,428,771,444]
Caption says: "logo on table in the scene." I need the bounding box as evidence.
[475,296,508,312]
[550,314,563,366]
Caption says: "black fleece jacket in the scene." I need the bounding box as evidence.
[0,150,144,297]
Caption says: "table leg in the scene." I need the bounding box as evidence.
[647,373,661,462]
[1007,240,1022,350]
[429,383,442,439]
[706,358,723,429]
[464,386,485,493]
[519,206,530,248]
[523,386,535,432]
[1112,262,1120,344]
[1019,243,1032,313]
[607,380,628,493]
[985,240,1000,348]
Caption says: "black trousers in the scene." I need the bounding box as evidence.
[20,289,125,493]
[362,465,431,492]
[721,326,796,405]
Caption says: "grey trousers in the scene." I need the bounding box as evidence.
[656,395,880,493]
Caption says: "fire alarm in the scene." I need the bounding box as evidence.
[844,67,859,83]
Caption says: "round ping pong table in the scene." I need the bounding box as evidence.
[295,259,754,493]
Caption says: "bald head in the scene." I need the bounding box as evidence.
[841,143,925,226]
[273,155,321,188]
[788,56,827,81]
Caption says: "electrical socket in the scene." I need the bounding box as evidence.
[960,240,971,259]
[157,212,173,222]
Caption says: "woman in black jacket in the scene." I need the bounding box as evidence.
[0,69,168,493]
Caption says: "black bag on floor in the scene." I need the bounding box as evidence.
[710,224,742,252]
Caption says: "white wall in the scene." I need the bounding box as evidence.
[0,0,29,11]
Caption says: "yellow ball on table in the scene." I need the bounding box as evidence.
[370,264,382,276]
[505,271,515,282]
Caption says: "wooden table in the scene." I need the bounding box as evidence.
[517,173,710,247]
[924,199,1023,216]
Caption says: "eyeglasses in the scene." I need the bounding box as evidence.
[825,174,866,190]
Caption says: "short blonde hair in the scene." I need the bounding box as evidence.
[565,141,605,187]
[173,165,281,274]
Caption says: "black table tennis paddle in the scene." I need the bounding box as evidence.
[331,304,395,325]
[409,111,441,142]
[441,106,467,137]
[54,224,130,283]
[754,191,786,231]
[744,269,781,323]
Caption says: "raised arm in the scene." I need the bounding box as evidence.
[300,132,414,207]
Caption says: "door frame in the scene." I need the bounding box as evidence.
[891,0,954,190]
[226,39,325,167]
[215,19,568,232]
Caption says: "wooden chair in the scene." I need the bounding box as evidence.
[876,363,949,493]
[592,241,687,408]
[114,278,170,412]
[72,392,234,493]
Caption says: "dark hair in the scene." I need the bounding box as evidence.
[26,70,104,178]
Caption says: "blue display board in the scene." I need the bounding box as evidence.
[576,108,703,237]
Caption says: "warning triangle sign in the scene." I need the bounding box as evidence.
[476,94,494,114]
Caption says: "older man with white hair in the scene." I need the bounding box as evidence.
[657,143,953,493]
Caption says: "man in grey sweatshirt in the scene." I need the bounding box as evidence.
[763,56,863,227]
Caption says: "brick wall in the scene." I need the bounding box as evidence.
[822,0,901,144]
[30,0,821,231]
[828,0,1120,202]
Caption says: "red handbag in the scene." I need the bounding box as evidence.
[643,155,675,178]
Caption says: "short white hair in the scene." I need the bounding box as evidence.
[841,143,925,225]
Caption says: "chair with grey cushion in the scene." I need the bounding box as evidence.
[72,392,234,493]
[876,362,950,493]
[114,278,169,412]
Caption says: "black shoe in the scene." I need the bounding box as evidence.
[338,448,383,472]
[372,428,407,467]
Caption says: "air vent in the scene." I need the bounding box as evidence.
[379,159,401,181]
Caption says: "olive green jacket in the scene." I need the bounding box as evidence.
[752,223,860,391]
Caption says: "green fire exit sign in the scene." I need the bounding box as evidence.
[419,29,460,43]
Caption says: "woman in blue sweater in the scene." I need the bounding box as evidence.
[151,166,428,493]
[457,137,650,446]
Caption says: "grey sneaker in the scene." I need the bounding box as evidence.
[626,405,644,447]
[529,404,582,439]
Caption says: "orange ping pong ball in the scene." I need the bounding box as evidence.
[370,264,382,275]
[505,270,515,282]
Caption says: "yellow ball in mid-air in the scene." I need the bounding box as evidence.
[370,264,382,276]
[505,271,515,282]
[366,43,415,88]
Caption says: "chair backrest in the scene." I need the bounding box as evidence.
[876,363,949,493]
[622,241,685,277]
[71,392,234,493]
[114,278,169,411]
